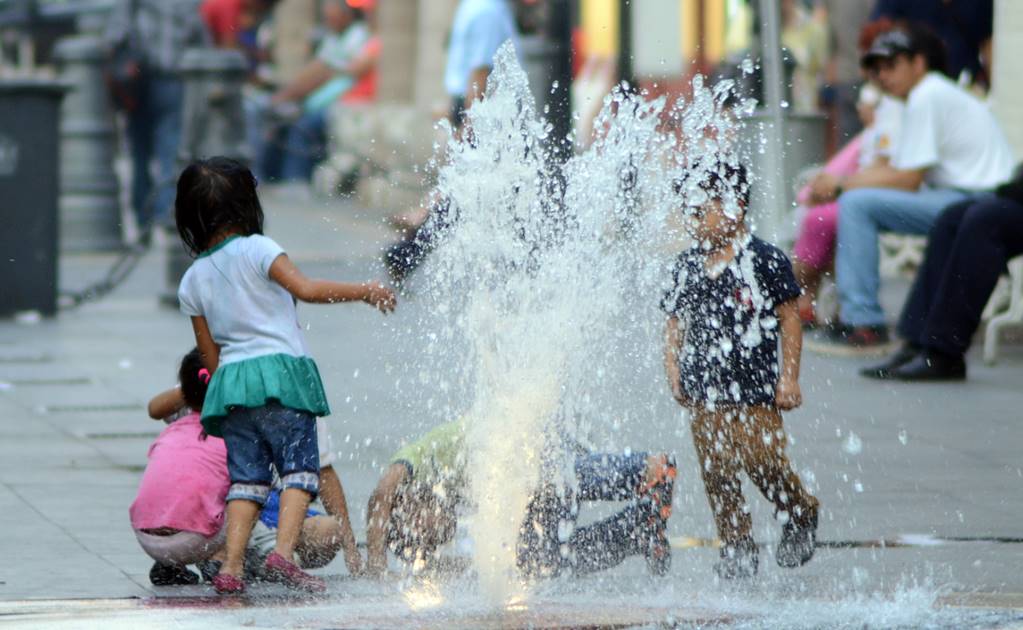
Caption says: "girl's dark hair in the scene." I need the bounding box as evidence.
[178,348,209,411]
[175,157,264,256]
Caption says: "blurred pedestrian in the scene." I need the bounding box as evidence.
[808,25,1015,353]
[819,0,873,141]
[384,0,519,284]
[781,0,828,114]
[104,0,209,241]
[201,0,278,70]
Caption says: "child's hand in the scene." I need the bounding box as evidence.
[775,377,802,410]
[364,282,397,313]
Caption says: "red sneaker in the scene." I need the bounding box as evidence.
[263,552,326,593]
[212,572,246,594]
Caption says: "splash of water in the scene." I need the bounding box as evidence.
[417,43,749,605]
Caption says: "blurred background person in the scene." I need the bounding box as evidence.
[259,0,372,186]
[780,0,827,114]
[104,0,210,243]
[870,0,993,88]
[819,0,873,143]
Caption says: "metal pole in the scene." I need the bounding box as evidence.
[617,0,633,88]
[756,0,785,240]
[546,0,573,160]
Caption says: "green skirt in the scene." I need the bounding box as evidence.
[200,354,331,437]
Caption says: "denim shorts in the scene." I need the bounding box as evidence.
[222,402,320,503]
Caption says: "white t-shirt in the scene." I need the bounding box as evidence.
[893,72,1015,190]
[859,95,903,168]
[178,235,310,366]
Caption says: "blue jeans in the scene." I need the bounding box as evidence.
[260,109,327,182]
[516,451,652,577]
[221,403,320,504]
[835,187,970,326]
[126,76,184,229]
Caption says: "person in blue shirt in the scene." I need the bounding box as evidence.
[384,0,519,284]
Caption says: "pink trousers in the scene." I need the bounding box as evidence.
[792,201,839,271]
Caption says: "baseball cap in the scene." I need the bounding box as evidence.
[860,29,916,69]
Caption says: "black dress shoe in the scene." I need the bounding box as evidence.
[888,352,966,382]
[860,344,920,379]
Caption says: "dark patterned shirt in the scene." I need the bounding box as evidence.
[662,236,801,407]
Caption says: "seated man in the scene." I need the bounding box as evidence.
[808,25,1014,352]
[365,420,676,578]
[862,171,1023,381]
[260,0,372,183]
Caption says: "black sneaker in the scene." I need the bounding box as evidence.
[776,509,818,568]
[196,559,222,583]
[149,562,200,586]
[714,539,758,579]
[860,344,920,379]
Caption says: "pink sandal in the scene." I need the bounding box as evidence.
[264,552,326,593]
[212,573,246,594]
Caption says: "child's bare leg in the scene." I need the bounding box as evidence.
[296,515,343,569]
[318,465,363,574]
[275,488,313,560]
[221,499,260,577]
[738,406,819,525]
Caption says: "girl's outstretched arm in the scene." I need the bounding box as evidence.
[268,254,396,312]
[191,316,221,372]
[148,387,185,420]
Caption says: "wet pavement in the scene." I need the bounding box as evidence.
[2,187,1023,628]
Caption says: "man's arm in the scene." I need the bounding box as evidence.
[271,60,336,105]
[366,463,410,577]
[810,164,925,203]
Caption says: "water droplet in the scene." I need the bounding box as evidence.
[843,432,862,455]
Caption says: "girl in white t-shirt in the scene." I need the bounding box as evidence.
[174,157,396,594]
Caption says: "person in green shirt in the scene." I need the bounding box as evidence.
[365,420,677,578]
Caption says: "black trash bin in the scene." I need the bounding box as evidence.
[0,80,67,317]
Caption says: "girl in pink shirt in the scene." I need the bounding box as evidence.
[130,349,228,585]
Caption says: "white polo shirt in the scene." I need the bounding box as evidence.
[893,72,1015,191]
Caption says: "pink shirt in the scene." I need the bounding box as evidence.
[129,412,229,537]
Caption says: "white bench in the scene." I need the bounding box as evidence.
[983,256,1023,364]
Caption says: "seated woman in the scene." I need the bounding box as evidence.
[792,81,903,325]
[261,0,378,183]
[131,349,357,585]
[364,420,676,578]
